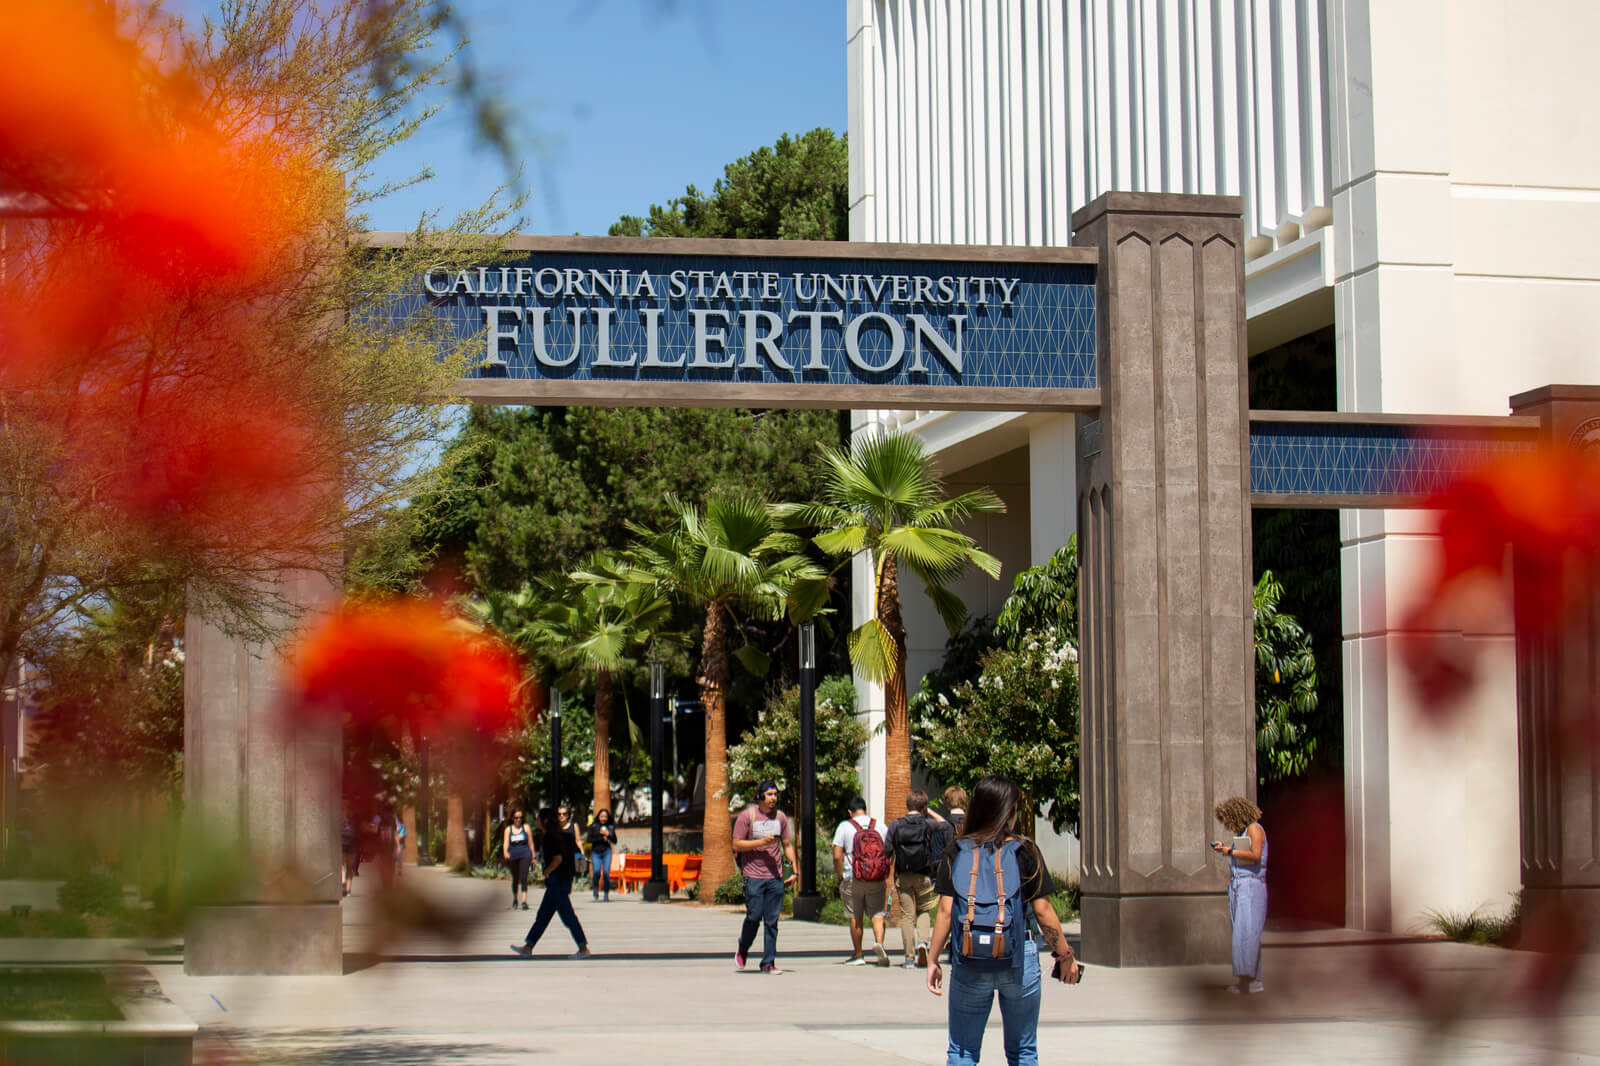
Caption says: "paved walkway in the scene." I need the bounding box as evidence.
[11,866,1597,1064]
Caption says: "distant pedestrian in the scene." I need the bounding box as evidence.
[558,804,586,881]
[510,808,591,959]
[832,796,893,966]
[943,785,969,838]
[393,816,406,877]
[732,781,797,974]
[927,774,1077,1066]
[586,809,617,901]
[886,789,943,968]
[503,807,534,910]
[339,810,357,896]
[1212,796,1268,994]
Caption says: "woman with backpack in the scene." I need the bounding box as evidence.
[926,774,1078,1066]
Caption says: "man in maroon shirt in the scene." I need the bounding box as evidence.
[731,781,797,974]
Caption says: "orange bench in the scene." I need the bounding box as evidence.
[618,853,653,892]
[672,854,702,893]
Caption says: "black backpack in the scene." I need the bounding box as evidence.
[891,814,936,875]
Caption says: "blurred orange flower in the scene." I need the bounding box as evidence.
[288,598,528,738]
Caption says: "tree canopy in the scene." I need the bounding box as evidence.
[609,128,847,241]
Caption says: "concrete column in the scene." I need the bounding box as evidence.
[1509,385,1600,935]
[1070,192,1254,966]
[184,569,342,975]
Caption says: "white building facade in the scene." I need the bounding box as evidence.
[846,0,1600,932]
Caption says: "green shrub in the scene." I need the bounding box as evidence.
[57,871,124,916]
[712,874,745,905]
[0,914,20,938]
[727,676,867,819]
[817,898,849,926]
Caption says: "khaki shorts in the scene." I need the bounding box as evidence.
[840,876,888,918]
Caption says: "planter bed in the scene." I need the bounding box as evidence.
[0,966,195,1065]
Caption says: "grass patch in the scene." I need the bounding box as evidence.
[1421,893,1521,947]
[0,971,122,1022]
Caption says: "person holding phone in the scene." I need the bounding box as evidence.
[731,781,797,974]
[586,808,616,902]
[1211,795,1269,993]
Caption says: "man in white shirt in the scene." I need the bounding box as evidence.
[831,797,891,966]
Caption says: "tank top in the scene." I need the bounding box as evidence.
[507,824,532,858]
[1229,823,1268,883]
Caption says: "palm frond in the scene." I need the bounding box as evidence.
[847,617,897,683]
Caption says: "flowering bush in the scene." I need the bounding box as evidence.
[917,627,1081,834]
[727,675,867,824]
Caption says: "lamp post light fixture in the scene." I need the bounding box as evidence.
[643,658,671,901]
[549,687,562,813]
[792,621,824,921]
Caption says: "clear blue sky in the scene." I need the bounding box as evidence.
[367,1,847,236]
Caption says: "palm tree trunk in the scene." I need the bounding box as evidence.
[697,602,737,896]
[879,555,911,825]
[593,668,613,815]
[444,793,467,870]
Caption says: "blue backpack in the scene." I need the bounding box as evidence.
[950,838,1027,970]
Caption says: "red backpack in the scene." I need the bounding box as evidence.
[850,818,891,881]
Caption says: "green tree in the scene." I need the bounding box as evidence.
[609,128,847,241]
[525,554,674,814]
[918,629,1082,835]
[1253,570,1320,782]
[995,539,1078,648]
[727,676,867,831]
[781,432,1005,825]
[627,494,823,894]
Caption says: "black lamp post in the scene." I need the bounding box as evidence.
[792,621,824,920]
[549,687,562,813]
[643,658,671,901]
[417,732,433,866]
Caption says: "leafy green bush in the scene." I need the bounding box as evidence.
[1045,870,1081,922]
[57,870,124,916]
[0,914,20,938]
[727,676,867,822]
[712,874,745,905]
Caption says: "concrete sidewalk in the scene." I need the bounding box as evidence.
[121,866,1599,1064]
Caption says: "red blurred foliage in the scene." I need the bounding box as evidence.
[1401,448,1600,712]
[287,597,528,739]
[0,1,333,543]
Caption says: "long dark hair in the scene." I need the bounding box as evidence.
[958,774,1023,847]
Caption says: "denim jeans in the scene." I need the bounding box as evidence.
[523,873,587,950]
[591,848,612,899]
[945,941,1041,1066]
[738,876,784,968]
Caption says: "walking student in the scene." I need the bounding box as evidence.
[503,807,533,910]
[1212,795,1269,993]
[886,788,942,968]
[510,808,591,959]
[586,808,617,902]
[832,797,893,966]
[732,781,797,974]
[927,775,1078,1066]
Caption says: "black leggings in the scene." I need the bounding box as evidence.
[508,856,532,898]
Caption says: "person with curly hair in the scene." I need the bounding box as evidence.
[1211,795,1268,993]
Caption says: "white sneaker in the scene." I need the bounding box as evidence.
[915,942,929,967]
[843,954,868,966]
[569,947,593,959]
[1247,980,1264,993]
[872,943,889,966]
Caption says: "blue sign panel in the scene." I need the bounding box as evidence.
[1249,421,1536,501]
[388,249,1097,392]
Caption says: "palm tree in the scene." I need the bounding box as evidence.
[627,494,824,894]
[529,553,674,814]
[778,431,1005,824]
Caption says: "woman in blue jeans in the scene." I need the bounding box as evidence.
[510,808,591,959]
[1212,796,1269,993]
[926,776,1077,1066]
[585,808,616,901]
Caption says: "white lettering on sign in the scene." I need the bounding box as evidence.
[430,263,1028,378]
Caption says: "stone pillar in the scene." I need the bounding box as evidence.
[1508,385,1600,936]
[184,569,342,975]
[1070,193,1254,966]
